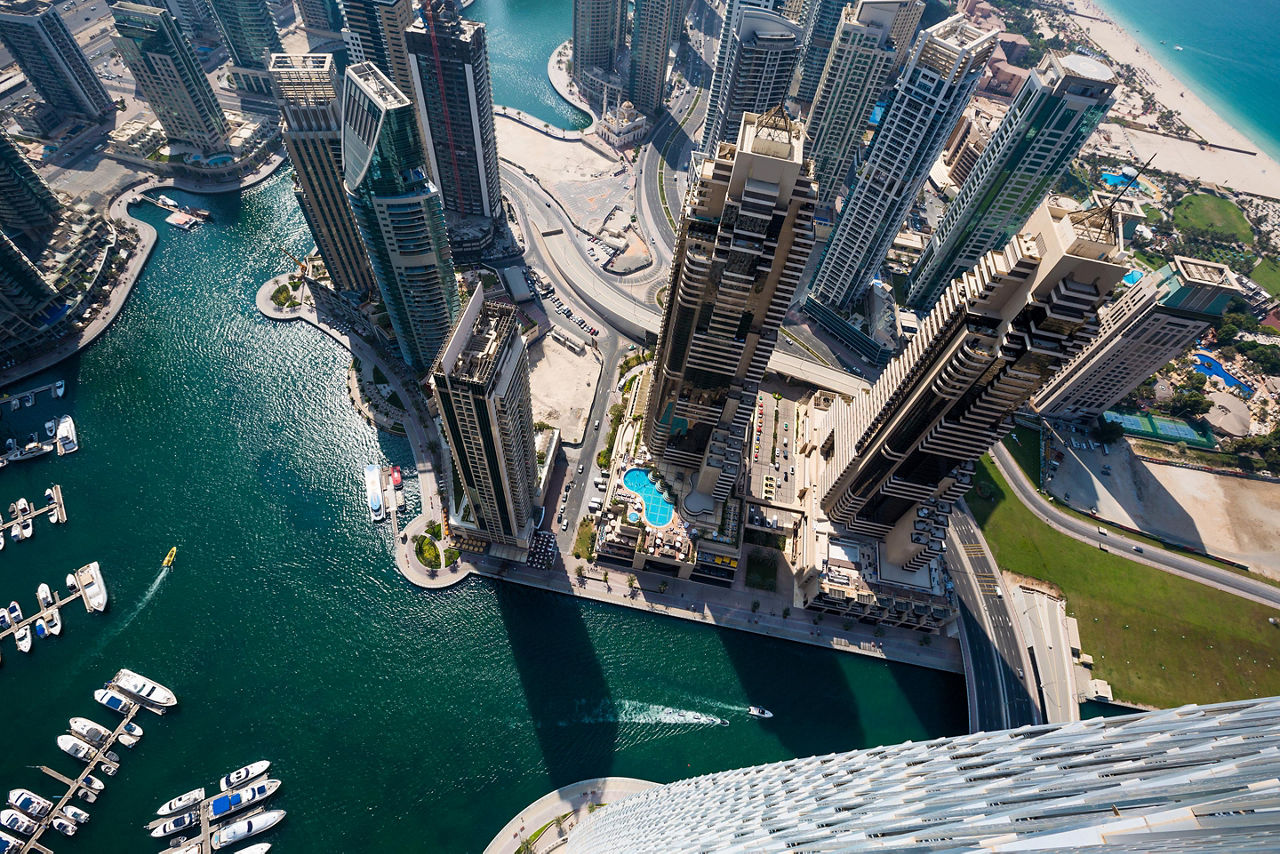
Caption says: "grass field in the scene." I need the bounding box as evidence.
[1172,194,1254,243]
[1252,257,1280,298]
[1002,425,1042,484]
[968,455,1280,709]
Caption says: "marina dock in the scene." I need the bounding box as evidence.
[0,382,64,410]
[1,562,106,664]
[5,484,68,534]
[143,766,280,853]
[380,466,402,537]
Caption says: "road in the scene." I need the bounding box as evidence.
[991,445,1280,609]
[948,510,1041,732]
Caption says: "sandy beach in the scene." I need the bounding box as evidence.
[1050,0,1280,198]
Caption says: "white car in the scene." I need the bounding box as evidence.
[560,519,568,531]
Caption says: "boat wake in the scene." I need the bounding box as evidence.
[552,699,729,730]
[92,568,168,651]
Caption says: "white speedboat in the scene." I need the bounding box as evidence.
[60,804,90,824]
[34,617,48,639]
[22,394,33,408]
[8,789,52,818]
[0,533,6,551]
[8,522,20,541]
[70,717,114,747]
[56,415,77,454]
[14,626,31,653]
[237,845,271,854]
[37,583,52,608]
[124,720,144,738]
[208,779,280,820]
[46,606,61,636]
[210,809,285,850]
[168,841,204,854]
[50,816,76,836]
[114,668,177,708]
[58,734,97,762]
[53,380,65,398]
[20,516,31,540]
[44,419,55,438]
[81,775,105,793]
[0,808,37,835]
[0,831,22,853]
[150,810,198,838]
[75,562,108,612]
[364,464,384,522]
[747,705,774,719]
[219,760,270,792]
[156,788,204,816]
[94,687,138,716]
[6,601,21,625]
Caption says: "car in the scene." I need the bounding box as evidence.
[593,420,601,430]
[561,519,568,531]
[577,464,584,474]
[1133,545,1144,553]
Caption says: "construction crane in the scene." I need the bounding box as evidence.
[277,244,307,274]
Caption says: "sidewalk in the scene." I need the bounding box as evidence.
[546,40,597,132]
[484,777,656,854]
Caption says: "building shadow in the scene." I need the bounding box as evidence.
[494,580,620,787]
[659,119,692,171]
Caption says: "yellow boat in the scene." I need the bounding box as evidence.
[162,547,177,568]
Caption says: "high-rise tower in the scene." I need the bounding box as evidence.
[296,0,344,34]
[0,232,62,364]
[130,0,214,39]
[804,0,910,207]
[572,0,627,107]
[0,0,114,121]
[405,2,503,221]
[208,0,283,93]
[629,0,675,116]
[111,2,230,154]
[906,52,1116,310]
[700,9,802,151]
[342,62,459,371]
[702,0,790,151]
[815,201,1126,572]
[0,129,61,236]
[644,109,817,503]
[338,0,417,101]
[270,53,378,298]
[808,16,995,311]
[1034,255,1242,421]
[433,290,539,553]
[559,696,1280,852]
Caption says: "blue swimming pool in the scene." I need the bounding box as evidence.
[1101,172,1128,187]
[1194,354,1254,397]
[623,468,675,527]
[1123,269,1144,285]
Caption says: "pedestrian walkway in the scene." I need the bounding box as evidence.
[485,776,656,854]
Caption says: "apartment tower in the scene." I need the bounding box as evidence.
[572,0,627,107]
[808,16,995,312]
[629,0,675,116]
[130,0,213,38]
[702,0,788,152]
[296,0,344,34]
[111,2,230,154]
[0,0,114,121]
[0,129,61,236]
[906,52,1117,310]
[561,697,1280,852]
[433,290,539,553]
[342,62,459,370]
[0,232,62,364]
[338,0,417,101]
[644,109,817,503]
[700,8,803,151]
[405,1,503,221]
[1034,256,1242,421]
[209,0,283,93]
[270,53,377,298]
[815,201,1126,573]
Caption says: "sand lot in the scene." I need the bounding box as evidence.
[527,333,601,445]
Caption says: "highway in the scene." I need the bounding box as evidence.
[991,445,1280,609]
[948,510,1041,731]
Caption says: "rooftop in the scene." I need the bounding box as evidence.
[346,62,410,109]
[442,300,518,386]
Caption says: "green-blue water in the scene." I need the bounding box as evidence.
[466,0,592,130]
[0,170,965,851]
[1091,0,1280,163]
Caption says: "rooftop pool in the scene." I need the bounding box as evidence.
[623,467,675,527]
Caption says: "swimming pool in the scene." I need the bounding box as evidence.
[1194,354,1254,397]
[1101,172,1128,187]
[623,468,675,527]
[1123,269,1144,286]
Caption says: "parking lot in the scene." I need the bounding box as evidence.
[746,389,798,507]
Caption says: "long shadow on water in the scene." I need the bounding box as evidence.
[494,581,619,787]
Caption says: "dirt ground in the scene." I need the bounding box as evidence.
[1046,430,1280,577]
[527,333,601,445]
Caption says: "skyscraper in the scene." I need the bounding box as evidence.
[296,0,344,34]
[1035,255,1242,421]
[629,0,674,116]
[0,0,114,121]
[804,0,905,207]
[270,53,377,298]
[433,290,539,553]
[0,129,61,235]
[644,109,817,503]
[808,16,995,312]
[814,201,1126,572]
[208,0,283,93]
[572,0,626,106]
[405,2,503,221]
[791,0,845,105]
[0,232,62,364]
[905,52,1117,310]
[702,0,788,152]
[133,0,213,38]
[342,62,459,370]
[112,2,229,154]
[560,696,1280,852]
[338,0,416,101]
[700,8,802,151]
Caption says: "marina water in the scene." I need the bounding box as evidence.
[0,172,964,851]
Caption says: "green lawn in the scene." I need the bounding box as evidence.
[1002,425,1042,484]
[1251,257,1280,298]
[745,549,778,591]
[968,455,1280,709]
[1172,194,1254,243]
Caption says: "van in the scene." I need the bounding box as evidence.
[588,500,602,512]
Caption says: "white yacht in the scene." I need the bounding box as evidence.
[237,845,271,854]
[113,668,177,708]
[56,415,78,454]
[747,706,774,719]
[150,810,198,838]
[33,617,48,639]
[364,464,384,522]
[0,809,36,836]
[219,760,270,792]
[0,831,21,854]
[53,380,65,398]
[94,687,138,716]
[124,720,144,739]
[50,816,76,836]
[72,562,108,611]
[60,804,90,825]
[208,779,280,820]
[36,583,52,608]
[156,788,204,816]
[6,601,21,626]
[210,809,285,850]
[14,625,30,653]
[20,515,32,541]
[45,606,61,636]
[57,734,96,762]
[8,522,20,542]
[70,717,130,748]
[80,776,104,793]
[44,419,56,438]
[8,789,52,818]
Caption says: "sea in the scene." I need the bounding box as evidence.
[1090,0,1280,164]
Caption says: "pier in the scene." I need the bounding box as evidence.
[5,484,69,534]
[0,382,64,411]
[0,561,105,665]
[143,766,279,853]
[380,465,405,538]
[128,193,211,221]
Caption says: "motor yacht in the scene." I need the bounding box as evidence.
[219,760,270,792]
[156,788,204,817]
[113,668,178,708]
[210,810,285,850]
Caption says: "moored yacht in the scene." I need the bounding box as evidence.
[208,778,280,820]
[53,380,64,398]
[150,810,198,838]
[210,809,285,850]
[6,602,21,625]
[56,415,78,454]
[73,562,108,611]
[70,717,117,747]
[46,606,61,635]
[36,583,52,609]
[94,687,138,716]
[113,668,177,708]
[219,760,270,792]
[57,734,97,762]
[364,464,384,522]
[50,816,76,836]
[8,789,52,818]
[14,626,30,653]
[156,788,204,817]
[0,809,36,836]
[60,804,90,824]
[0,831,21,853]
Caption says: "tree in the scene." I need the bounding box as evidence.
[602,570,609,586]
[658,581,668,594]
[751,600,760,613]
[576,565,585,580]
[1096,418,1126,444]
[1217,323,1239,343]
[1182,371,1208,391]
[1170,391,1211,419]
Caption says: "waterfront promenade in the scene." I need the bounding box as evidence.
[485,777,656,854]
